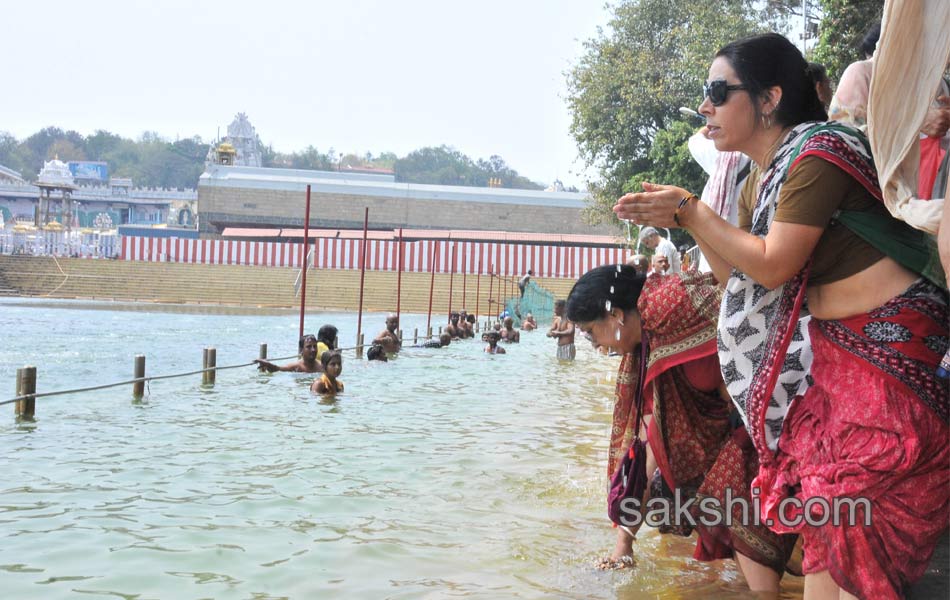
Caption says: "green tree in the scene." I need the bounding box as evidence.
[394,145,543,189]
[811,0,883,81]
[566,0,767,230]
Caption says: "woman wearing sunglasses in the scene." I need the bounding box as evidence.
[615,32,948,600]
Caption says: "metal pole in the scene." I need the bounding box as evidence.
[132,354,145,400]
[396,227,403,324]
[426,239,438,334]
[486,263,494,321]
[299,184,312,340]
[357,333,365,359]
[475,249,482,321]
[356,207,369,354]
[495,268,501,320]
[259,343,268,360]
[447,241,456,319]
[15,366,36,419]
[802,0,808,53]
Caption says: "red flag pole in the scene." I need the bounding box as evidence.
[487,263,494,321]
[395,228,403,324]
[461,242,467,313]
[355,207,369,350]
[447,242,456,318]
[426,239,439,335]
[298,184,312,340]
[475,248,482,320]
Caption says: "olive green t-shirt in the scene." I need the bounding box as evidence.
[738,156,886,285]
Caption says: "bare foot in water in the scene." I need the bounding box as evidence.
[595,528,635,570]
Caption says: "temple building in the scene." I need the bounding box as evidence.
[206,113,262,168]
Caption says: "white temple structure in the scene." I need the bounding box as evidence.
[224,112,262,167]
[37,158,76,188]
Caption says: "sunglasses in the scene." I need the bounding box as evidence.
[703,79,747,107]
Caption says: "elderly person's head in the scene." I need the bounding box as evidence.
[652,254,670,274]
[626,253,650,274]
[637,226,661,250]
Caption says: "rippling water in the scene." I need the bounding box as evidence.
[0,298,805,599]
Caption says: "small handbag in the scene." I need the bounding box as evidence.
[607,335,649,527]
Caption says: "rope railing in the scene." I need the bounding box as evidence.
[2,353,300,407]
[6,322,501,417]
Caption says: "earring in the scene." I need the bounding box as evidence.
[761,111,773,129]
[618,318,625,327]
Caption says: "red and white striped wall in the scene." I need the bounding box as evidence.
[120,236,627,278]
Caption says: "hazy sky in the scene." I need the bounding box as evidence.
[2,1,611,187]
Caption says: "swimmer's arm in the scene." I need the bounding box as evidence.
[310,379,328,393]
[254,359,283,373]
[497,346,506,354]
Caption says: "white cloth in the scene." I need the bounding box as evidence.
[867,0,950,234]
[654,236,681,273]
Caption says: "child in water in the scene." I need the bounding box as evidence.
[311,350,344,394]
[483,330,506,354]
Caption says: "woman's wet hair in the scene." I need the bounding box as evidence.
[298,334,317,353]
[566,264,647,323]
[716,32,827,127]
[321,349,343,368]
[317,325,338,349]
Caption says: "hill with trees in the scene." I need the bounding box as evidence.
[0,128,544,191]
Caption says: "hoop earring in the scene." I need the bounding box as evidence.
[761,111,773,129]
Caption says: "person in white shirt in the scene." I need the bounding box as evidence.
[637,227,680,273]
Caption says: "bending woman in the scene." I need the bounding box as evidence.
[567,265,796,592]
[615,33,948,599]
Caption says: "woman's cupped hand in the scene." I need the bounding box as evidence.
[613,182,690,228]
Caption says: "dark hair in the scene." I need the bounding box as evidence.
[466,314,475,323]
[805,62,827,85]
[321,349,342,367]
[317,325,338,349]
[366,345,386,361]
[298,334,317,353]
[554,299,566,309]
[566,264,647,323]
[861,23,881,59]
[716,33,827,127]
